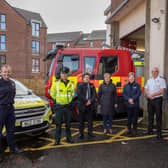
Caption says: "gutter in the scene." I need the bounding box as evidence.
[105,0,129,24]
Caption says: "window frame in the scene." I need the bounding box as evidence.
[32,22,40,37]
[0,55,6,69]
[32,40,40,54]
[0,14,6,30]
[84,56,96,74]
[89,41,93,48]
[0,35,6,51]
[32,58,40,73]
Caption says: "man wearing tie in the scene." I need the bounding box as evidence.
[77,73,96,139]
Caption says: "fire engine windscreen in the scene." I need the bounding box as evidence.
[55,54,79,77]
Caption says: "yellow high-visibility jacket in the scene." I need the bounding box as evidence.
[50,79,75,105]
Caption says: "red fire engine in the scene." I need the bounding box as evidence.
[45,46,144,114]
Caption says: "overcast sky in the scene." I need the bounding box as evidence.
[6,0,110,33]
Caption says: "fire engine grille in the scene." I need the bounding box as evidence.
[15,106,46,120]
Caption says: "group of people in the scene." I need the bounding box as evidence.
[50,66,166,145]
[0,64,166,162]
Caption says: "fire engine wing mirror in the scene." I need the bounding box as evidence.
[71,55,79,61]
[57,54,63,62]
[43,48,58,61]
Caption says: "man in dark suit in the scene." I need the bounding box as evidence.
[77,73,96,139]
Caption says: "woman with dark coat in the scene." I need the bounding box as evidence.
[98,72,117,134]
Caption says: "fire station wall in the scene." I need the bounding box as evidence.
[149,0,166,76]
[119,1,145,39]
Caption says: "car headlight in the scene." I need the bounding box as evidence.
[44,103,50,115]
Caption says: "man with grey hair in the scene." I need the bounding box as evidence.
[145,67,166,139]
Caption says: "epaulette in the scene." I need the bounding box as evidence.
[160,76,165,79]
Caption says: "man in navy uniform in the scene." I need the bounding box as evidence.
[0,65,22,162]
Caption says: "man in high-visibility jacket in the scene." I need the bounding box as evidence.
[50,66,75,145]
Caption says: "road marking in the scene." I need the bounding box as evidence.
[5,120,168,152]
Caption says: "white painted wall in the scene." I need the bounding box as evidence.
[106,11,111,46]
[149,0,166,76]
[106,24,111,46]
[119,1,145,38]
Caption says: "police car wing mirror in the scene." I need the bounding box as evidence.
[57,54,63,62]
[28,89,33,95]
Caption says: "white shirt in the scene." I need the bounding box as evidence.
[145,76,166,98]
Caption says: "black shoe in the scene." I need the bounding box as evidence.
[157,135,163,140]
[126,130,132,136]
[132,130,137,137]
[78,134,84,139]
[10,146,23,154]
[0,152,4,163]
[88,133,95,138]
[54,141,60,145]
[144,130,153,135]
[66,139,74,143]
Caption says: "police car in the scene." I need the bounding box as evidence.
[2,79,52,136]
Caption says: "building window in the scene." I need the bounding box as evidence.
[32,22,40,37]
[32,41,40,54]
[67,43,70,48]
[32,59,40,73]
[90,41,93,48]
[52,43,56,49]
[0,35,6,51]
[0,14,6,30]
[0,55,6,69]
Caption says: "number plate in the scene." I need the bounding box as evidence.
[21,119,43,127]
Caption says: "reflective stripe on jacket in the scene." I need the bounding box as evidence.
[50,79,75,105]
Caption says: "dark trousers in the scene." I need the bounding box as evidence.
[0,105,15,152]
[147,97,163,136]
[79,106,93,135]
[55,107,72,142]
[127,106,139,131]
[103,115,113,129]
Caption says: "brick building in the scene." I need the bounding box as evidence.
[48,31,82,51]
[47,30,106,51]
[0,0,47,79]
[75,30,106,48]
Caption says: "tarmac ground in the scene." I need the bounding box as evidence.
[1,118,168,168]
